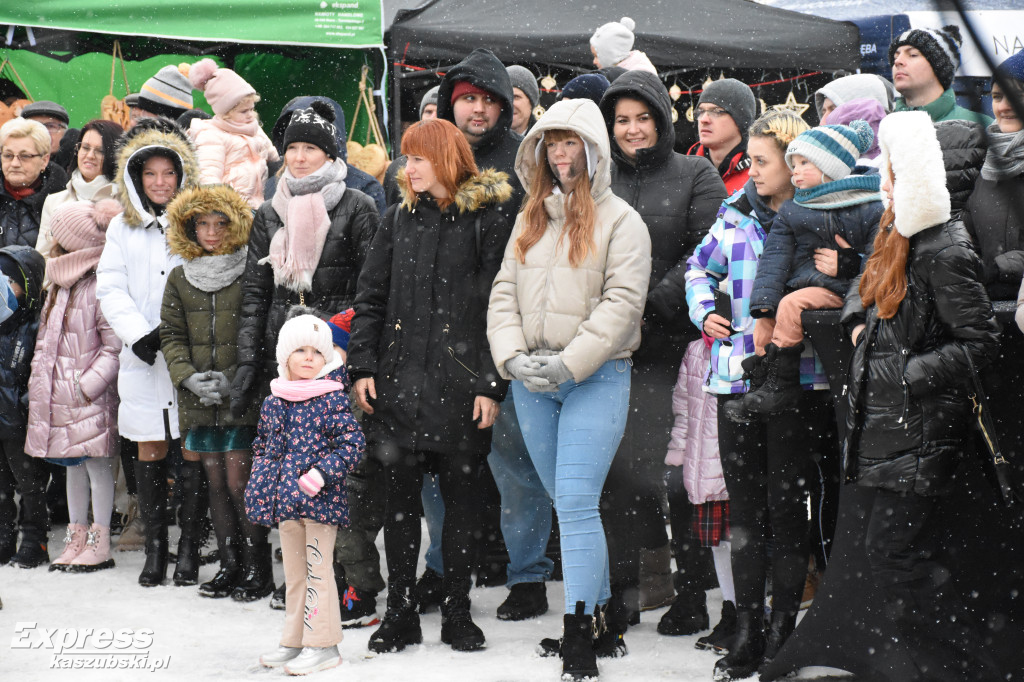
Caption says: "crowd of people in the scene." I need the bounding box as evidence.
[1,14,1021,681]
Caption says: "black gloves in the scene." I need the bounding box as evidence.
[132,328,161,366]
[230,364,258,419]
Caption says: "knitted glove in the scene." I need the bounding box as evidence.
[131,328,161,366]
[522,374,558,393]
[533,356,574,388]
[229,364,258,419]
[203,371,230,406]
[504,354,542,382]
[298,468,325,497]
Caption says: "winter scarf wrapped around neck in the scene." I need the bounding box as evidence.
[262,158,347,292]
[270,352,345,401]
[211,116,259,138]
[182,247,248,293]
[793,174,881,209]
[980,123,1024,181]
[47,248,103,289]
[70,170,114,201]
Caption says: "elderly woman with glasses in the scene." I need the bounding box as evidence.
[0,118,68,249]
[37,120,124,258]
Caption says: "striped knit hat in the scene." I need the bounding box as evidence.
[785,120,874,181]
[888,25,963,91]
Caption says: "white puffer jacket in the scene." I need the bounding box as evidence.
[488,98,651,382]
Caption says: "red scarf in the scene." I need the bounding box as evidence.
[4,176,41,201]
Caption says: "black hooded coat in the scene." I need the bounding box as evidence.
[0,245,45,430]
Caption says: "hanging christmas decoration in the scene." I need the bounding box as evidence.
[540,74,557,91]
[671,107,679,123]
[669,82,682,102]
[533,104,546,119]
[771,91,810,118]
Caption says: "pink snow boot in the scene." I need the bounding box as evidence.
[68,524,115,572]
[50,524,88,572]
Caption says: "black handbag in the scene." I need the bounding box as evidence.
[965,352,1020,507]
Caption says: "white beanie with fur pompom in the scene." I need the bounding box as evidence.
[590,17,636,69]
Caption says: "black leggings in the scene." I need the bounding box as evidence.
[380,446,483,589]
[717,390,836,614]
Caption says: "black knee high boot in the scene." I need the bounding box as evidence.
[136,458,169,587]
[231,526,274,601]
[172,460,203,586]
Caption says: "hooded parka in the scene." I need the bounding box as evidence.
[161,184,260,435]
[96,119,200,441]
[488,98,652,383]
[599,70,727,336]
[348,168,513,456]
[0,245,45,432]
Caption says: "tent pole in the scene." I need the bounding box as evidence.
[391,60,403,151]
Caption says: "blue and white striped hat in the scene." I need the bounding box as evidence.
[785,120,874,181]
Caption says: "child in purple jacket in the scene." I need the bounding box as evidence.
[245,312,364,675]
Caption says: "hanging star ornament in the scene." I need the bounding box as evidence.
[772,91,810,118]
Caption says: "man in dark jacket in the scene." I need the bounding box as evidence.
[266,95,387,217]
[599,70,727,641]
[687,78,756,195]
[0,245,48,568]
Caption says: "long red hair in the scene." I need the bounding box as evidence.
[400,119,478,211]
[859,169,910,319]
[515,129,596,267]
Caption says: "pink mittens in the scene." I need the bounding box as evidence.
[298,468,325,497]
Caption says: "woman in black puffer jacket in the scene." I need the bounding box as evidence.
[841,111,1002,682]
[233,102,379,412]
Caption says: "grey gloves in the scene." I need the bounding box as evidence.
[505,354,540,382]
[505,354,575,393]
[182,371,230,406]
[534,356,574,387]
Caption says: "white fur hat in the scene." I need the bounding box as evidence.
[590,17,636,69]
[276,314,336,379]
[876,111,950,238]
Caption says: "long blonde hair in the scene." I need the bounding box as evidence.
[515,129,596,267]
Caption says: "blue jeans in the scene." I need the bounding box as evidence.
[487,394,554,587]
[513,359,631,613]
[421,474,444,575]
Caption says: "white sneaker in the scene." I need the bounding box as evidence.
[283,646,341,676]
[259,645,302,668]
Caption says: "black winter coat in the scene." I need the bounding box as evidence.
[934,119,986,216]
[0,245,45,431]
[237,187,379,384]
[0,163,68,248]
[963,172,1024,301]
[348,169,512,456]
[841,220,1000,496]
[751,199,883,316]
[599,70,727,336]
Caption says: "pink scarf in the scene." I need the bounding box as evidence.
[47,247,104,289]
[211,116,259,138]
[270,377,345,402]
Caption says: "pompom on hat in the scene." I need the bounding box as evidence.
[888,25,963,91]
[283,100,339,159]
[188,58,257,117]
[590,17,637,69]
[50,199,122,252]
[276,313,337,379]
[785,119,875,181]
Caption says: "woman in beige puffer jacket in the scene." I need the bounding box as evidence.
[486,98,650,681]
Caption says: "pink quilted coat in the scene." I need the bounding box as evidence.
[25,275,120,460]
[189,118,279,209]
[665,339,728,505]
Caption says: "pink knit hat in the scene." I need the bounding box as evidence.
[189,58,257,117]
[50,199,122,252]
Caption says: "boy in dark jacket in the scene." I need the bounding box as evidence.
[0,245,48,567]
[729,121,883,420]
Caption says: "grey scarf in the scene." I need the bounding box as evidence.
[981,123,1024,181]
[183,247,248,293]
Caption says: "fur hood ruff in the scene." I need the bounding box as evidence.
[166,184,253,260]
[877,111,951,238]
[114,124,200,228]
[397,167,512,214]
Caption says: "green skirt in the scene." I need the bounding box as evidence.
[183,426,257,453]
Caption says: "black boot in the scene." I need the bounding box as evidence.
[9,463,50,569]
[440,578,485,651]
[562,601,599,681]
[172,461,202,586]
[657,585,709,636]
[496,581,548,621]
[135,459,169,587]
[696,600,737,653]
[231,530,274,602]
[758,609,798,675]
[593,590,630,659]
[712,607,765,681]
[368,583,422,653]
[722,352,770,423]
[199,537,241,598]
[413,567,443,614]
[269,582,286,610]
[740,343,804,417]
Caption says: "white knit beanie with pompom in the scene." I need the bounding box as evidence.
[590,17,636,69]
[275,314,337,379]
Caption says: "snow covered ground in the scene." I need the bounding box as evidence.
[1,525,848,681]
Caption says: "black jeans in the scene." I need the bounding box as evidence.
[334,456,387,595]
[0,433,50,545]
[717,389,836,614]
[380,445,484,591]
[865,488,1002,682]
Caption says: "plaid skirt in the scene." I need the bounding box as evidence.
[691,500,730,547]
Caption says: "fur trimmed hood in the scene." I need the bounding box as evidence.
[114,119,200,228]
[877,111,951,238]
[166,184,253,260]
[397,167,512,214]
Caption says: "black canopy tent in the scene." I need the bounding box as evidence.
[386,0,859,139]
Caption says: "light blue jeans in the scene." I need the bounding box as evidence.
[512,359,631,614]
[421,475,444,575]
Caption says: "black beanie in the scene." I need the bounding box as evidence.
[283,101,339,159]
[888,25,962,91]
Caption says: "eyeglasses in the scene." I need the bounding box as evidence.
[79,144,104,157]
[1,152,44,163]
[42,122,68,133]
[696,106,730,119]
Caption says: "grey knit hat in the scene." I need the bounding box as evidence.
[138,65,194,118]
[20,101,69,125]
[698,79,757,139]
[506,65,540,107]
[419,86,440,118]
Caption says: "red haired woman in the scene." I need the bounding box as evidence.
[348,118,513,654]
[843,111,1002,681]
